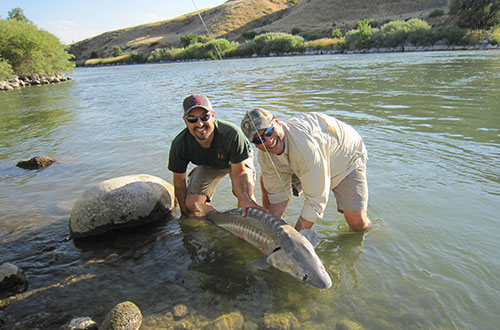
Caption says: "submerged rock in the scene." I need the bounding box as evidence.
[100,301,142,330]
[16,155,55,170]
[69,174,176,238]
[173,304,189,320]
[59,317,98,330]
[209,311,245,330]
[336,318,364,330]
[261,311,302,330]
[0,263,28,298]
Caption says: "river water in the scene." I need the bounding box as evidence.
[1,51,499,329]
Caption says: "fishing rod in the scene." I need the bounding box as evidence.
[191,0,223,60]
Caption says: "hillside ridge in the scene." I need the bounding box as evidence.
[69,0,449,62]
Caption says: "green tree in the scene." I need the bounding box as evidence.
[0,57,13,80]
[8,7,32,23]
[449,0,500,28]
[0,17,74,77]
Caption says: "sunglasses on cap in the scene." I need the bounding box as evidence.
[252,125,274,145]
[186,112,211,124]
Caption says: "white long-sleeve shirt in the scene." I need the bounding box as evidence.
[258,112,368,222]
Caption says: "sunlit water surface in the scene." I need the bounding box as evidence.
[1,51,499,329]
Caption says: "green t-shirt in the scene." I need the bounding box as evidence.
[168,119,252,173]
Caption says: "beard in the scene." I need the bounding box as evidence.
[193,124,211,140]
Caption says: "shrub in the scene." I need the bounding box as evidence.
[434,26,468,45]
[302,33,320,41]
[0,57,13,80]
[304,38,343,50]
[148,47,183,62]
[331,28,343,38]
[112,46,123,57]
[241,31,257,40]
[491,25,500,44]
[180,33,205,48]
[344,20,378,49]
[428,9,445,18]
[123,52,149,63]
[465,29,490,45]
[148,39,239,62]
[237,32,304,56]
[89,51,98,59]
[372,19,432,47]
[291,27,301,35]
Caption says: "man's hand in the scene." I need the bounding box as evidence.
[239,199,267,217]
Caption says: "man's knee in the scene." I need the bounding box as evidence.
[344,210,370,232]
[185,194,208,213]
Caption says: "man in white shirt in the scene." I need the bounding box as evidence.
[241,108,372,232]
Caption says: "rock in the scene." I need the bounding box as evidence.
[69,174,175,238]
[100,301,142,330]
[0,263,28,298]
[336,318,364,330]
[16,155,55,169]
[261,312,302,330]
[173,304,189,319]
[60,317,98,330]
[208,312,245,330]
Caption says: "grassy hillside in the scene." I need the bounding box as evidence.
[69,0,449,63]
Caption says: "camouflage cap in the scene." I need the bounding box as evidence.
[241,108,274,140]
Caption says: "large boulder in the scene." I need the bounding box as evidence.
[69,174,176,238]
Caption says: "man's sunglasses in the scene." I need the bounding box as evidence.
[252,125,274,145]
[186,112,211,123]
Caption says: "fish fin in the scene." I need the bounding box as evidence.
[300,229,320,248]
[249,257,270,271]
[194,202,215,215]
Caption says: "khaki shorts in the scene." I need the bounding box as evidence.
[186,154,256,202]
[292,165,368,213]
[332,165,368,213]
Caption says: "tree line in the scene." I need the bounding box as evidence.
[0,8,74,80]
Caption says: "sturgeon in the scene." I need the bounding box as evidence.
[196,204,332,289]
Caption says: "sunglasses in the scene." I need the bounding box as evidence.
[252,125,274,145]
[186,112,211,123]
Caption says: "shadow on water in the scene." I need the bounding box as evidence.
[0,209,368,329]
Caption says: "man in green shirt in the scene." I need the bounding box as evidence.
[168,94,261,216]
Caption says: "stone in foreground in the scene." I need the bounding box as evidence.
[100,301,142,330]
[0,263,28,298]
[69,174,175,238]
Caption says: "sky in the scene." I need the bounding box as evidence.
[0,0,227,44]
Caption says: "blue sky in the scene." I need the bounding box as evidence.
[0,0,227,44]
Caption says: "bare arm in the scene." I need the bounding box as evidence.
[172,172,189,215]
[231,161,262,216]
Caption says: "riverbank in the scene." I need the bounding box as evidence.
[0,73,71,91]
[79,40,500,68]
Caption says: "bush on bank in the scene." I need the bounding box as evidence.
[0,16,74,79]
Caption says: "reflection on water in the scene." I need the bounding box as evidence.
[1,51,499,329]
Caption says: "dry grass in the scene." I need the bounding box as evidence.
[84,54,129,66]
[304,38,344,50]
